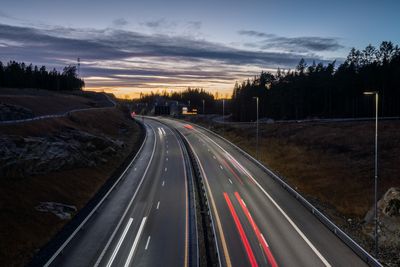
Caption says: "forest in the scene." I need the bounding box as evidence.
[231,41,400,121]
[0,61,85,91]
[138,87,216,113]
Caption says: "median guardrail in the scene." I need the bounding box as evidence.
[192,122,382,267]
[176,129,221,266]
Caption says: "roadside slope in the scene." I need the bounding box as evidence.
[0,103,143,266]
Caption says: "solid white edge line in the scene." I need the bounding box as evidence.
[124,217,147,267]
[192,125,332,267]
[44,121,150,267]
[106,218,133,267]
[94,124,157,267]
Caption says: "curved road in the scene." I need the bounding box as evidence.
[159,117,368,267]
[42,116,372,267]
[45,119,193,267]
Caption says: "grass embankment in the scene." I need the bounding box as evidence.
[0,92,143,267]
[186,116,400,263]
[0,88,112,116]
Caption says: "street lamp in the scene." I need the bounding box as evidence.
[222,99,225,122]
[202,99,205,115]
[363,90,379,259]
[253,97,259,159]
[222,99,225,134]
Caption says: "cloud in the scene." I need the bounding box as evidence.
[112,18,128,27]
[142,18,176,29]
[263,36,343,52]
[238,30,276,38]
[0,23,332,93]
[0,23,322,65]
[238,30,343,53]
[186,21,202,30]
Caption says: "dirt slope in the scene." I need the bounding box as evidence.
[0,92,143,267]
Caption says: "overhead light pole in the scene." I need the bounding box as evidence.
[363,90,379,259]
[253,97,259,159]
[222,99,225,134]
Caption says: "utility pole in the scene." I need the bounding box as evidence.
[222,99,225,134]
[253,97,259,159]
[202,99,205,115]
[363,91,379,259]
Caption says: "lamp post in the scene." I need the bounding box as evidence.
[222,99,225,134]
[253,97,259,159]
[363,91,379,259]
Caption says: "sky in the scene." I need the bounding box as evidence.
[0,0,399,98]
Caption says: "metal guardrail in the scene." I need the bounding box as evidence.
[0,93,116,125]
[30,119,148,267]
[211,116,400,125]
[191,122,382,267]
[171,127,200,267]
[178,130,221,266]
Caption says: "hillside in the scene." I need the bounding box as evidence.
[0,89,144,266]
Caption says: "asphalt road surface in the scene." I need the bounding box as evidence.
[44,116,370,267]
[158,117,368,267]
[46,119,192,267]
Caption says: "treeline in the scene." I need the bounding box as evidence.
[232,41,400,121]
[0,61,84,91]
[139,87,215,113]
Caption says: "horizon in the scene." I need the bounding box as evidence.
[1,0,399,99]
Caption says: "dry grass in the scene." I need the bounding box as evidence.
[189,118,400,264]
[0,88,110,116]
[0,106,143,267]
[191,118,400,219]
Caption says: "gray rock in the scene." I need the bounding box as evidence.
[0,103,34,121]
[0,129,124,178]
[364,187,400,247]
[35,202,77,220]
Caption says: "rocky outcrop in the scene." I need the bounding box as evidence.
[35,202,77,220]
[364,187,400,247]
[0,103,34,121]
[0,129,124,178]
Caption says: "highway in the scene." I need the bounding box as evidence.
[40,116,373,267]
[44,119,194,267]
[158,117,368,267]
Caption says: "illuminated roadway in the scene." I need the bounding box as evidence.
[44,117,369,267]
[45,119,193,267]
[158,117,367,267]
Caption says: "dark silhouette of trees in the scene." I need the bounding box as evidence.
[138,87,216,113]
[0,61,84,91]
[231,41,400,121]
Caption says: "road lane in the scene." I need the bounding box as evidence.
[159,117,368,267]
[46,119,192,267]
[98,119,190,267]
